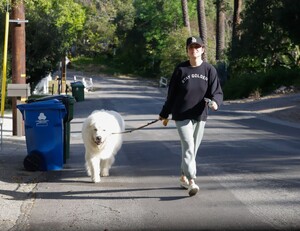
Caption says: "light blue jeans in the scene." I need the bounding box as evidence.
[175,120,206,180]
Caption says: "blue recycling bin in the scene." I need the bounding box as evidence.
[17,99,66,171]
[27,95,76,163]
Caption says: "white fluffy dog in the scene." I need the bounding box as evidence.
[82,110,125,183]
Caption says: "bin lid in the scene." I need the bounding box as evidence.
[71,81,85,88]
[27,94,76,104]
[17,99,66,111]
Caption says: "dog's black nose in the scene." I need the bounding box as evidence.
[96,136,102,144]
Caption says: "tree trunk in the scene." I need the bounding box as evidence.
[216,0,226,61]
[197,0,207,61]
[181,0,191,35]
[231,0,243,58]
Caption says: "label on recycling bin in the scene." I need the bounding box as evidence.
[36,112,49,127]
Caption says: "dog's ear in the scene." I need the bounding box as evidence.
[88,119,97,128]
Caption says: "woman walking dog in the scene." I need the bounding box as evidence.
[159,36,223,196]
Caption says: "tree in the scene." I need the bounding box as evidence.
[181,0,191,36]
[228,0,299,76]
[216,0,225,61]
[276,0,300,45]
[114,0,135,47]
[75,0,135,56]
[276,0,300,66]
[0,0,9,11]
[197,0,207,61]
[231,0,243,59]
[25,0,85,84]
[118,0,184,76]
[160,28,190,77]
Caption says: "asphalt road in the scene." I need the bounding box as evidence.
[2,74,300,231]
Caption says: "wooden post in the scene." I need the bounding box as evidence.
[11,0,27,136]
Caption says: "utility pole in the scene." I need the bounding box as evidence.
[11,0,27,136]
[61,56,66,93]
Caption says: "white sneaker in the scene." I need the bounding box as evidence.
[180,177,189,189]
[188,183,199,196]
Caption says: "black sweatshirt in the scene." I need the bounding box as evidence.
[159,61,223,121]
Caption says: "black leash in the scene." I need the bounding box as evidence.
[112,119,159,135]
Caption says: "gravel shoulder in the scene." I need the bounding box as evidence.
[222,93,300,124]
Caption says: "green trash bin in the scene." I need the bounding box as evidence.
[71,81,85,101]
[57,95,76,163]
[27,95,76,163]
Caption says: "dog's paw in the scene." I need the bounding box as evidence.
[100,169,109,177]
[92,176,101,183]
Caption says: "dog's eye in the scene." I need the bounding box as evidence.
[94,128,97,132]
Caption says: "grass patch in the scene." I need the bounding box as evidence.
[68,55,159,84]
[69,55,118,75]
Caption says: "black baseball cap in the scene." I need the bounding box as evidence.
[186,36,204,48]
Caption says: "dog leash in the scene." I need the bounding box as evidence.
[112,119,162,135]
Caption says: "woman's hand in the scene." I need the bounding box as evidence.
[205,98,218,111]
[210,101,218,111]
[159,116,169,126]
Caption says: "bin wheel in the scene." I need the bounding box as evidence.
[23,152,44,171]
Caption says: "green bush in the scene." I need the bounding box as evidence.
[223,73,262,99]
[223,67,300,100]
